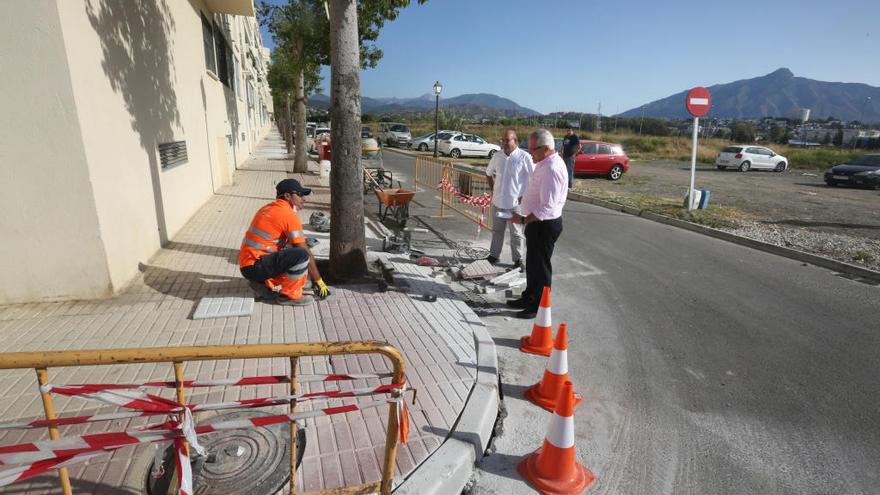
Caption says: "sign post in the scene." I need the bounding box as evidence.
[685,87,712,210]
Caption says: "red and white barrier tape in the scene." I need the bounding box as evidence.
[0,382,403,431]
[0,375,409,495]
[0,396,406,490]
[438,178,493,207]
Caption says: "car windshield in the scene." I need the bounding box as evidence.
[722,146,743,153]
[848,155,880,167]
[390,125,409,132]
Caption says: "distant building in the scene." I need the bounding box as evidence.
[1,1,273,303]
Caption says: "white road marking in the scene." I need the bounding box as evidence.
[555,271,602,280]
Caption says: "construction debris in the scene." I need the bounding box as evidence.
[460,259,505,280]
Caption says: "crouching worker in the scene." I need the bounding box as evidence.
[239,179,331,305]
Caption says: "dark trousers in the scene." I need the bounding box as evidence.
[523,217,563,308]
[240,247,310,283]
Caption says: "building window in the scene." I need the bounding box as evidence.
[213,22,233,89]
[158,141,188,170]
[201,14,216,74]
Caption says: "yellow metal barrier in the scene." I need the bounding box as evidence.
[415,156,492,226]
[0,341,406,495]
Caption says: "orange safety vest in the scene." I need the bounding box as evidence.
[239,199,307,268]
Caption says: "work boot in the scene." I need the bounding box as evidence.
[276,294,315,306]
[248,280,275,301]
[506,297,529,309]
[486,255,499,265]
[512,259,523,271]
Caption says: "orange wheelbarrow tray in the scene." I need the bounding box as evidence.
[374,188,416,222]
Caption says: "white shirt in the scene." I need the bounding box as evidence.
[485,147,534,209]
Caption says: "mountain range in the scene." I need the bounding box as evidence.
[308,92,540,117]
[620,69,880,121]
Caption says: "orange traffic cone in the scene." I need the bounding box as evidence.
[525,323,582,412]
[521,286,553,356]
[518,381,595,494]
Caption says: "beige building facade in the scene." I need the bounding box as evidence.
[0,0,273,303]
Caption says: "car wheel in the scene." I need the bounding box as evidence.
[717,165,727,170]
[450,148,461,158]
[608,164,624,181]
[825,180,837,187]
[488,150,496,159]
[774,162,787,172]
[418,143,428,152]
[739,161,751,172]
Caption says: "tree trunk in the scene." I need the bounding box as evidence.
[284,96,293,160]
[293,38,308,173]
[328,0,366,280]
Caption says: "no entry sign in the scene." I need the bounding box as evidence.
[685,87,712,117]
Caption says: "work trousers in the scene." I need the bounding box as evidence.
[489,205,525,262]
[241,247,310,300]
[562,155,575,189]
[523,217,563,308]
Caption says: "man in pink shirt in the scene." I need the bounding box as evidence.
[508,129,568,319]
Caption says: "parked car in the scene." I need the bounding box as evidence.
[573,141,630,180]
[378,122,412,148]
[361,126,373,138]
[517,138,627,180]
[437,133,501,158]
[715,145,788,172]
[824,154,880,188]
[411,131,454,152]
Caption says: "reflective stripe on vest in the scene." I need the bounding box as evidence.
[285,230,304,239]
[248,226,273,240]
[243,237,277,253]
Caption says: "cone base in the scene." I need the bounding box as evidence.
[525,383,583,413]
[517,448,595,495]
[520,336,553,357]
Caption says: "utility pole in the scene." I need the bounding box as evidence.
[596,102,602,133]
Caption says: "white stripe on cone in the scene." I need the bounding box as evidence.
[536,305,551,327]
[545,412,575,449]
[546,349,568,374]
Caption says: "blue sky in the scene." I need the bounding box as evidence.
[260,0,880,115]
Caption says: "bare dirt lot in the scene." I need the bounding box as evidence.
[573,160,880,271]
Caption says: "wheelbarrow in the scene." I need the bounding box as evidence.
[375,187,416,227]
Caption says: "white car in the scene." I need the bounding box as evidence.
[437,133,501,158]
[715,145,788,172]
[411,131,454,152]
[378,122,412,148]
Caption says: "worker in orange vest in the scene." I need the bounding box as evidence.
[239,179,331,305]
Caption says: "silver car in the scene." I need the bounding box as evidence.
[411,131,454,152]
[715,145,788,172]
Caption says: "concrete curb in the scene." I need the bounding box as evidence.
[567,191,880,283]
[373,258,499,494]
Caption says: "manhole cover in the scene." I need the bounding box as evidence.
[148,410,305,495]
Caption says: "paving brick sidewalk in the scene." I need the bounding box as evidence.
[0,130,485,494]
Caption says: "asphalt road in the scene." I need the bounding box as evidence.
[380,149,880,495]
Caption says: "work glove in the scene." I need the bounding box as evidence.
[315,278,331,299]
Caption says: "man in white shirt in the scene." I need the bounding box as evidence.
[485,129,534,268]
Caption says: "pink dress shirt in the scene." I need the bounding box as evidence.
[520,153,568,220]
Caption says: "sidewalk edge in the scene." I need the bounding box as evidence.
[567,191,880,283]
[379,260,499,494]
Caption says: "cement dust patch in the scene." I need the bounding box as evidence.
[192,297,254,320]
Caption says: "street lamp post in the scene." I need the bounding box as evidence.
[433,81,443,158]
[638,106,646,136]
